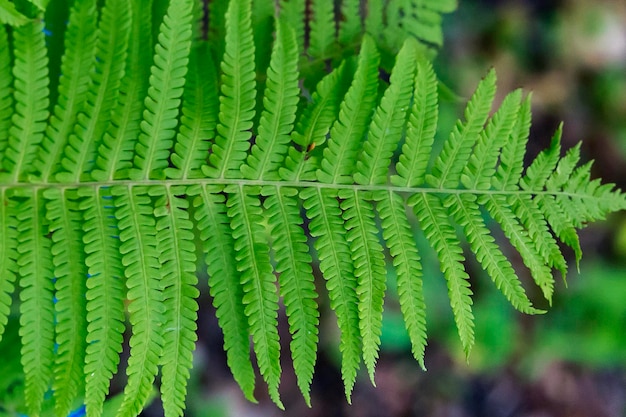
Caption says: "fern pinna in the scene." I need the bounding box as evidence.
[0,0,625,416]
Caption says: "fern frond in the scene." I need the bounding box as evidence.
[0,188,18,343]
[520,125,562,192]
[535,194,582,265]
[365,0,384,40]
[509,194,567,276]
[2,5,626,414]
[308,0,335,60]
[242,19,300,180]
[0,25,12,157]
[4,19,49,182]
[391,59,438,187]
[376,191,427,368]
[493,95,532,191]
[447,194,542,314]
[44,188,88,417]
[461,89,522,190]
[29,0,48,11]
[383,0,456,51]
[35,0,97,182]
[203,0,256,179]
[92,0,153,182]
[80,187,125,417]
[427,69,496,189]
[131,0,194,180]
[280,62,348,181]
[339,0,361,45]
[563,166,626,222]
[301,187,361,401]
[166,43,218,180]
[154,187,199,417]
[226,184,283,409]
[355,38,418,185]
[57,0,131,182]
[318,35,380,184]
[193,185,256,401]
[483,195,554,303]
[546,142,580,188]
[278,0,305,54]
[340,190,386,384]
[263,186,318,406]
[411,193,474,357]
[0,0,29,26]
[17,189,55,416]
[114,186,164,417]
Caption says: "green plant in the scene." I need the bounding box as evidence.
[0,0,624,416]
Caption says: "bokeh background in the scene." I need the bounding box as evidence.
[2,1,626,416]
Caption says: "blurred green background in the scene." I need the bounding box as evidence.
[2,1,626,416]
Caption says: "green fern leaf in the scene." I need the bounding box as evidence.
[44,188,88,417]
[546,142,581,190]
[493,95,532,191]
[4,19,49,182]
[2,3,626,413]
[301,187,361,401]
[280,62,348,181]
[562,166,626,222]
[114,186,164,417]
[227,184,283,409]
[338,0,361,45]
[17,189,55,416]
[365,0,384,40]
[28,0,48,11]
[57,0,131,183]
[535,194,582,265]
[131,0,194,180]
[376,191,427,368]
[411,193,474,357]
[263,186,318,406]
[242,18,300,180]
[154,187,199,417]
[461,89,522,190]
[447,194,542,315]
[80,187,125,417]
[520,125,562,192]
[318,35,380,184]
[203,0,256,179]
[0,0,29,26]
[0,188,17,345]
[308,0,335,60]
[340,189,387,384]
[92,0,154,182]
[193,185,256,402]
[428,69,497,189]
[355,38,418,185]
[483,195,555,303]
[279,0,305,54]
[509,194,568,277]
[166,43,219,180]
[0,24,12,157]
[34,0,97,182]
[391,59,438,187]
[383,0,456,50]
